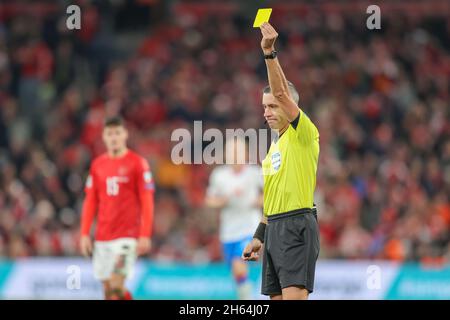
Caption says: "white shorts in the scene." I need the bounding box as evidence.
[93,238,137,281]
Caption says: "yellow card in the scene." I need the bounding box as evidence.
[253,8,272,28]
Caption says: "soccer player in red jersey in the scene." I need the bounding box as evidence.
[79,116,155,300]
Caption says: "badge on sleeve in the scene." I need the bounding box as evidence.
[143,171,155,191]
[143,171,152,182]
[85,175,93,188]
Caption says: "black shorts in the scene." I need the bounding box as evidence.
[261,208,320,296]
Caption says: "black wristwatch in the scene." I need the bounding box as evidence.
[264,50,277,59]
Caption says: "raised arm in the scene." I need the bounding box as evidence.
[260,22,300,121]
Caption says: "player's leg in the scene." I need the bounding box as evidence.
[92,241,115,300]
[270,294,282,300]
[102,280,112,299]
[223,239,252,299]
[222,241,243,299]
[233,236,254,299]
[108,238,137,300]
[232,258,252,299]
[109,271,128,300]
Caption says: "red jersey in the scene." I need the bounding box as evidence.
[80,150,155,241]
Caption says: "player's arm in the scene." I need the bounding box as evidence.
[138,191,154,238]
[243,166,266,261]
[205,196,228,209]
[205,170,229,210]
[80,168,98,257]
[253,167,264,208]
[260,22,300,122]
[137,159,155,256]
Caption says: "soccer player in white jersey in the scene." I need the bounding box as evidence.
[205,137,263,300]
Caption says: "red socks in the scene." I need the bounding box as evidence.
[107,290,133,300]
[124,291,133,300]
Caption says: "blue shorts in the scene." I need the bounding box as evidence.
[222,236,253,266]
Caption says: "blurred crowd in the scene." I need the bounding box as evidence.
[0,1,449,264]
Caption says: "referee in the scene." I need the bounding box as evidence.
[242,22,320,300]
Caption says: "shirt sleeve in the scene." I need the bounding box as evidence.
[291,110,319,145]
[206,169,222,198]
[80,165,98,236]
[253,166,264,190]
[137,157,155,238]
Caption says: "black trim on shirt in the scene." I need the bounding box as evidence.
[290,111,301,129]
[278,111,301,140]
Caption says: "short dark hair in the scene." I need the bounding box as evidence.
[104,116,125,128]
[263,81,299,104]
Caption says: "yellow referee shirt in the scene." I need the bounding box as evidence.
[262,110,319,216]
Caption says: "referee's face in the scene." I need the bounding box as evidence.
[262,93,289,130]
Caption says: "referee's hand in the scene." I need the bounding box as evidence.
[260,22,278,54]
[242,238,262,261]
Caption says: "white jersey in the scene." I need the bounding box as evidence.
[207,165,263,243]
